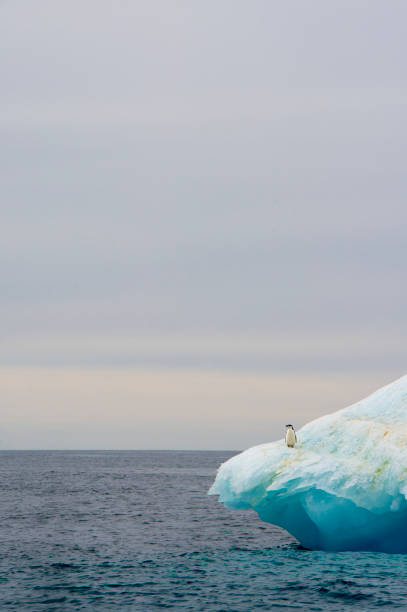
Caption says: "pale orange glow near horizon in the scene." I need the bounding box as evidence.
[0,367,396,450]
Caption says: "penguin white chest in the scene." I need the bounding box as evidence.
[285,429,296,447]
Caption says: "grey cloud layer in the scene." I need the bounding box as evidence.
[1,0,406,371]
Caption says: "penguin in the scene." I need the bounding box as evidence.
[285,424,297,448]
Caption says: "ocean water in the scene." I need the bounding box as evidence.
[1,451,407,610]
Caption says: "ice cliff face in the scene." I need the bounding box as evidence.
[209,375,407,552]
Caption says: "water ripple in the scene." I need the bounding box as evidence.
[1,451,407,610]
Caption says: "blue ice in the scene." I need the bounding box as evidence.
[209,375,407,552]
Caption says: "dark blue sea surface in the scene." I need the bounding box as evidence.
[1,451,407,610]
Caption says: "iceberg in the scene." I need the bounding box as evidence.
[209,375,407,553]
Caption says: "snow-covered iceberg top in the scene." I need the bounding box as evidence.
[209,375,407,552]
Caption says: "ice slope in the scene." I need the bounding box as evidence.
[209,375,407,552]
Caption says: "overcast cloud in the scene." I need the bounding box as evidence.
[1,0,406,447]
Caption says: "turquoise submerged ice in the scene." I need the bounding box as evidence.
[209,375,407,553]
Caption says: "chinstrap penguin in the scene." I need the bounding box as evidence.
[285,424,297,448]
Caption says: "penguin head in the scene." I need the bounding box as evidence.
[285,424,294,429]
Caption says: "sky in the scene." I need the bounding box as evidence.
[1,0,406,449]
